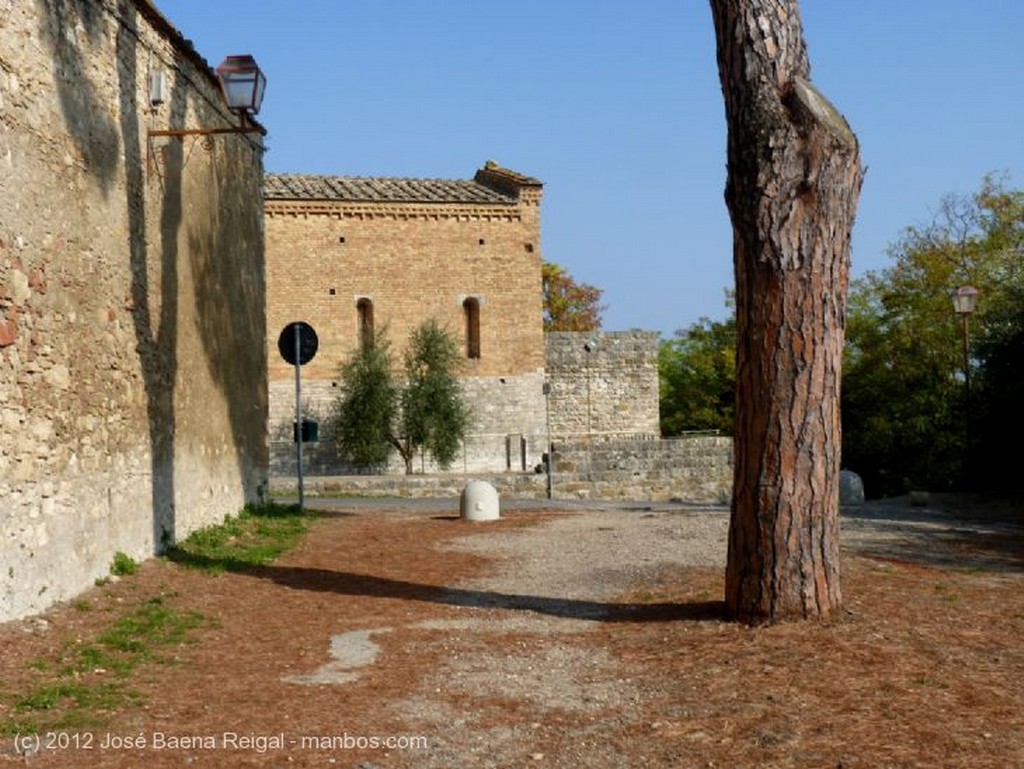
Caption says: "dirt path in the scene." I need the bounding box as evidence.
[1,498,1022,768]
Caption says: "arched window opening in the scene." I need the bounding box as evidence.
[463,297,481,359]
[356,297,374,349]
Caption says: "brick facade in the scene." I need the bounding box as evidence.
[0,0,268,622]
[264,163,549,473]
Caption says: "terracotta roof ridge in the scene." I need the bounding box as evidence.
[263,172,521,205]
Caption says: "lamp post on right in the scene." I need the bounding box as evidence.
[951,285,979,487]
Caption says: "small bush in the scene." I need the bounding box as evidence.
[109,552,138,577]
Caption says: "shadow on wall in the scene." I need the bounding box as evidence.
[188,185,268,502]
[41,0,265,550]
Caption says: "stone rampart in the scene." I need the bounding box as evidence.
[271,435,733,504]
[544,331,661,441]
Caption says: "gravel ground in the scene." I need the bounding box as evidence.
[378,506,730,768]
[356,496,1021,768]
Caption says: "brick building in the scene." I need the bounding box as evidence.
[1,0,268,622]
[262,161,731,502]
[264,162,550,474]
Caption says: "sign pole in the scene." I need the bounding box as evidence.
[278,321,317,512]
[294,322,304,511]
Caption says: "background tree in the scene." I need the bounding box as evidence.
[398,319,471,474]
[659,306,736,436]
[711,0,864,623]
[842,175,1024,496]
[328,327,397,468]
[329,320,470,474]
[542,261,605,332]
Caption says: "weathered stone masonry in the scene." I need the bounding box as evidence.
[1,0,268,622]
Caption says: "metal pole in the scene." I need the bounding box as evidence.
[585,352,592,482]
[962,313,972,487]
[294,323,304,511]
[544,382,553,499]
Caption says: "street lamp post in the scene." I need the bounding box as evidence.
[951,285,979,487]
[583,337,598,481]
[543,381,553,499]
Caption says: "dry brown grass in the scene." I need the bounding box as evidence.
[0,503,1021,768]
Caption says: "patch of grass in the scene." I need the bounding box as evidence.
[1,504,310,737]
[110,551,138,577]
[165,502,314,573]
[0,595,204,736]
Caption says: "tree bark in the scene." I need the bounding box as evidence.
[710,0,864,623]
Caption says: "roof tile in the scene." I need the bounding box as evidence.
[264,173,518,205]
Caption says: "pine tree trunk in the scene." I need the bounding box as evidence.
[710,0,864,623]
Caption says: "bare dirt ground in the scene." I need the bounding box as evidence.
[1,494,1022,768]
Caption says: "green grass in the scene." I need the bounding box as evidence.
[109,552,138,577]
[0,595,204,736]
[164,502,314,573]
[0,503,315,737]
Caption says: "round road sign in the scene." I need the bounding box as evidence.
[278,322,319,366]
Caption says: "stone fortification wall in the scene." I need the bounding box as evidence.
[545,331,661,441]
[549,435,733,503]
[268,329,664,482]
[270,435,733,504]
[0,0,268,622]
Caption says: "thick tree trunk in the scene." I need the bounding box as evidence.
[710,0,863,623]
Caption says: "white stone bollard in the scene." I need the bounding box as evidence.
[460,480,500,522]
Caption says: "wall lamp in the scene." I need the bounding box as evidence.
[148,55,267,139]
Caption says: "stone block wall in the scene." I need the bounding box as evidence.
[549,435,733,503]
[0,0,268,622]
[545,331,661,441]
[269,435,734,504]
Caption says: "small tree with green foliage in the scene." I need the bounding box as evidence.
[397,319,470,474]
[329,320,470,475]
[328,328,398,469]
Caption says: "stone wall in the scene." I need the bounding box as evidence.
[0,0,268,622]
[545,331,661,441]
[549,435,733,503]
[270,435,733,505]
[268,372,549,476]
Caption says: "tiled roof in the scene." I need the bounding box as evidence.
[264,173,519,205]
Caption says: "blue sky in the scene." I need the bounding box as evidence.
[155,1,1024,337]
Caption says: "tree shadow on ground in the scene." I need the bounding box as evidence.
[172,553,725,623]
[841,501,1024,572]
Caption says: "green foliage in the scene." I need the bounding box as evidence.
[973,281,1024,486]
[164,502,311,573]
[109,551,138,577]
[842,174,1024,496]
[659,307,736,436]
[329,320,471,474]
[400,319,470,470]
[542,261,605,332]
[328,327,398,468]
